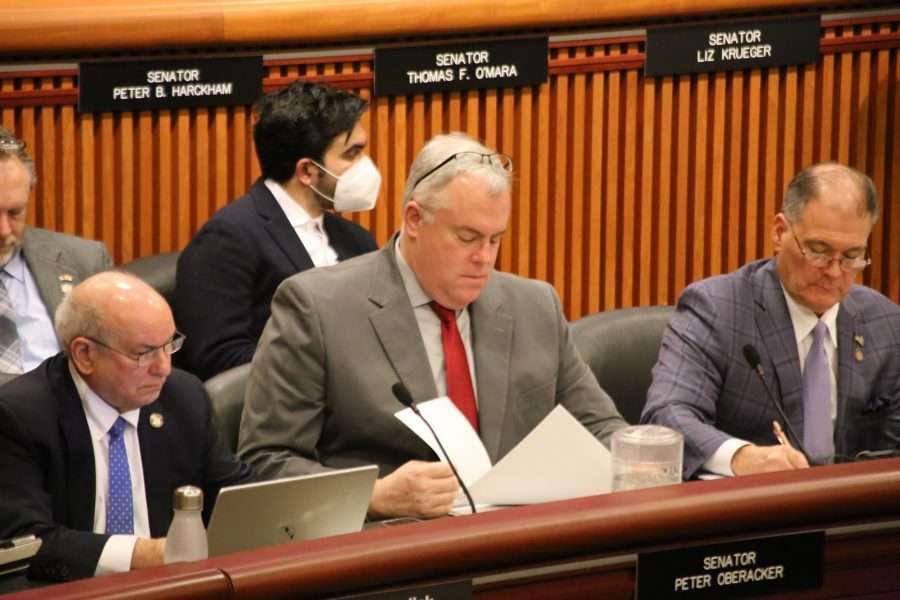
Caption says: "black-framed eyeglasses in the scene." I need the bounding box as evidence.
[789,224,870,273]
[87,331,185,367]
[412,151,513,191]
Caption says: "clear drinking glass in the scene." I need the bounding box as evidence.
[611,425,683,491]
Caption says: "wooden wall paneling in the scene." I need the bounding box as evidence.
[78,111,97,241]
[655,74,673,305]
[867,24,891,294]
[19,79,36,228]
[708,72,726,278]
[119,111,135,263]
[638,75,656,307]
[158,109,173,252]
[498,86,515,275]
[692,73,710,286]
[743,68,762,266]
[391,92,408,241]
[761,66,780,259]
[193,108,210,243]
[552,47,570,307]
[621,49,639,309]
[603,47,621,311]
[138,110,154,257]
[725,70,744,274]
[514,85,534,280]
[175,108,192,249]
[889,45,900,301]
[534,81,551,284]
[673,74,691,296]
[568,47,588,318]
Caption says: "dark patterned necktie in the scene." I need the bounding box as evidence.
[0,277,22,374]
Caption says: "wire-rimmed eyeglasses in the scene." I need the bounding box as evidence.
[0,136,25,153]
[412,151,513,191]
[87,331,186,367]
[789,224,870,273]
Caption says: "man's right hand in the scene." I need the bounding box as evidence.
[368,460,460,519]
[731,443,809,476]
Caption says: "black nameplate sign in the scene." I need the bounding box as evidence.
[374,38,547,96]
[334,579,472,600]
[78,56,263,113]
[636,531,824,599]
[645,16,820,77]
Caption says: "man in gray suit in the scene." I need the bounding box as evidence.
[239,133,626,518]
[642,163,900,479]
[0,127,112,380]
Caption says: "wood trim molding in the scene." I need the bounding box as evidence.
[0,0,879,57]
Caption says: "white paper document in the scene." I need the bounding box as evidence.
[394,398,612,508]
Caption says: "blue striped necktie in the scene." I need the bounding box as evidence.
[106,417,134,535]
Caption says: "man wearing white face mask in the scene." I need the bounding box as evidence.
[175,81,379,380]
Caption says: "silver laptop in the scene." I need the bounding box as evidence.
[206,464,378,557]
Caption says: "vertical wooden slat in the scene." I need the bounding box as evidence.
[639,77,655,307]
[656,75,673,305]
[620,57,639,309]
[552,61,569,303]
[138,110,154,256]
[568,48,586,317]
[693,73,709,283]
[515,86,533,279]
[158,110,173,251]
[603,55,621,310]
[60,77,77,235]
[119,112,135,263]
[709,72,726,277]
[533,81,551,283]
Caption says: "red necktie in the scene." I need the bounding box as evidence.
[430,301,479,432]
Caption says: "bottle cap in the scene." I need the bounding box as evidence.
[172,485,203,511]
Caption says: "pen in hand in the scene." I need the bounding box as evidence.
[772,420,791,447]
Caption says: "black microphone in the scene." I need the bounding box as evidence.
[392,382,478,515]
[742,344,811,462]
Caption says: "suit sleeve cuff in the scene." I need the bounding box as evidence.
[94,535,138,576]
[703,438,750,477]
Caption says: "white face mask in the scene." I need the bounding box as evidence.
[310,155,381,212]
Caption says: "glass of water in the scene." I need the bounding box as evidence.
[611,425,683,491]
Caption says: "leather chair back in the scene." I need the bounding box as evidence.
[571,306,673,425]
[204,363,252,454]
[118,251,179,307]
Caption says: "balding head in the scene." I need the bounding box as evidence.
[56,271,171,352]
[57,271,176,412]
[782,162,879,226]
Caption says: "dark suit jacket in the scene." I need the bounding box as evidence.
[174,178,377,380]
[0,354,253,581]
[642,258,900,478]
[239,239,626,479]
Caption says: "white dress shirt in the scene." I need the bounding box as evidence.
[704,289,839,476]
[2,249,61,370]
[264,179,339,268]
[394,235,478,404]
[70,363,150,575]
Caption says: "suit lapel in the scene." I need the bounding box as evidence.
[21,230,74,319]
[367,242,438,403]
[55,359,97,532]
[835,296,858,428]
[754,261,804,427]
[469,278,513,462]
[322,212,353,260]
[137,400,169,534]
[252,180,316,272]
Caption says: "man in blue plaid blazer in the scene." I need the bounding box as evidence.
[642,163,900,479]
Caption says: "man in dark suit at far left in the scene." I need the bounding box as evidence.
[0,126,113,383]
[0,271,253,582]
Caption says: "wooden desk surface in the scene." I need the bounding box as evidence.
[4,457,900,599]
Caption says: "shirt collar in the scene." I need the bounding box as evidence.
[264,178,324,230]
[394,234,434,309]
[69,360,140,441]
[2,247,25,283]
[781,286,840,348]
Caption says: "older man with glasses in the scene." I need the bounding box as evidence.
[642,162,900,479]
[239,132,626,519]
[0,271,252,581]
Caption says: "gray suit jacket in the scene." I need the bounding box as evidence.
[642,258,900,479]
[238,240,625,478]
[21,227,113,319]
[0,228,112,385]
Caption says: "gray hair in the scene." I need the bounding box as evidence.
[401,132,511,212]
[54,289,105,355]
[0,126,37,187]
[783,162,878,225]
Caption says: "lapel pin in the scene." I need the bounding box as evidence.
[60,283,73,294]
[854,349,864,362]
[59,273,74,282]
[149,413,164,428]
[854,334,864,347]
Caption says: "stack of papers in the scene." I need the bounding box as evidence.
[395,399,612,510]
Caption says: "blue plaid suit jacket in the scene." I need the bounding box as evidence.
[642,258,900,479]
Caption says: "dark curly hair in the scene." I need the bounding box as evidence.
[253,81,368,183]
